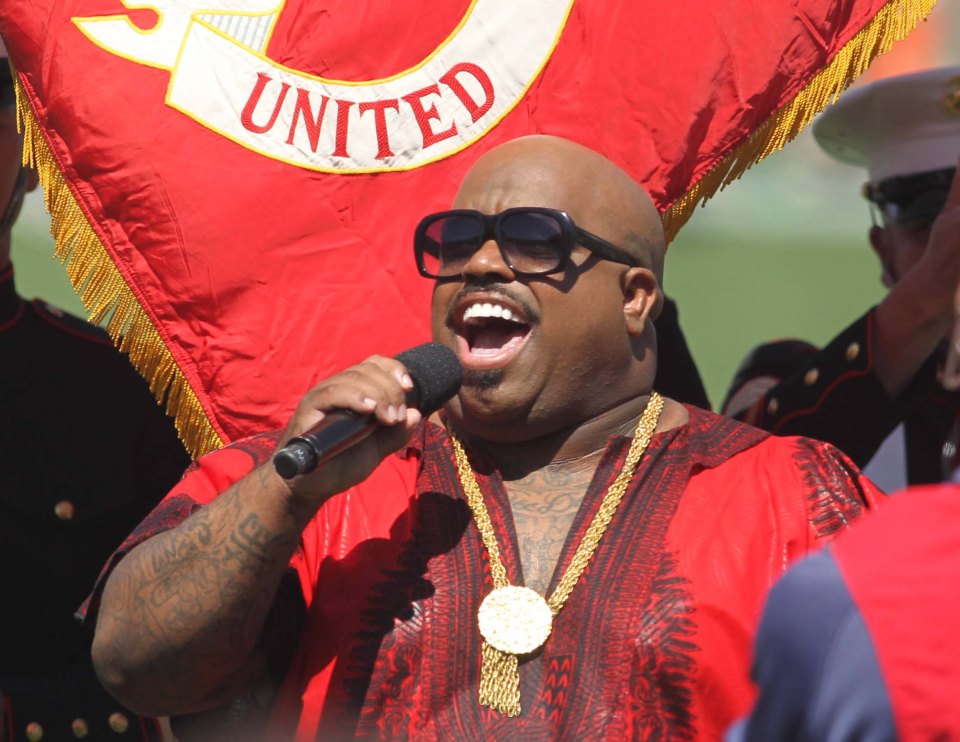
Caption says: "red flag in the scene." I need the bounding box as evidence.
[0,0,937,455]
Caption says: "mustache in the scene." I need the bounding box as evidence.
[444,283,540,328]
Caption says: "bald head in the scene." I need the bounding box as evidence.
[454,135,665,282]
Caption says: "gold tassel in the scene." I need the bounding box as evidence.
[479,641,521,717]
[11,70,224,459]
[662,0,939,242]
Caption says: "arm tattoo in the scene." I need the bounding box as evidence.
[101,472,302,710]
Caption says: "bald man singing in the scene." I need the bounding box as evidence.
[88,136,880,740]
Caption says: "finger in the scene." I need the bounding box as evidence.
[340,360,413,423]
[375,408,423,459]
[361,354,416,393]
[288,355,416,439]
[308,379,400,427]
[297,381,376,422]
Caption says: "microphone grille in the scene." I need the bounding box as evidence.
[395,343,463,415]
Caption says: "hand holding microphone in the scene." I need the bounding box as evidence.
[274,343,462,487]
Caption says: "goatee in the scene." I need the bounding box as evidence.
[463,369,503,389]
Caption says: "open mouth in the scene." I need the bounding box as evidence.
[453,299,532,369]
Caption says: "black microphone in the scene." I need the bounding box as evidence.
[273,343,462,480]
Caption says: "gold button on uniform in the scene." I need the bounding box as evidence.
[54,500,75,520]
[108,712,129,734]
[846,342,861,361]
[766,398,779,416]
[72,718,89,738]
[804,368,819,386]
[26,722,44,741]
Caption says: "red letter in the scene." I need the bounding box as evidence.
[440,63,495,123]
[241,72,290,134]
[402,85,458,149]
[332,99,355,158]
[286,88,330,152]
[358,99,400,160]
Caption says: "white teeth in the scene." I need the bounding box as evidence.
[463,301,521,322]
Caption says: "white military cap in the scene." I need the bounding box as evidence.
[813,66,960,183]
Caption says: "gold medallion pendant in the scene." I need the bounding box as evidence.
[478,585,553,655]
[451,391,664,717]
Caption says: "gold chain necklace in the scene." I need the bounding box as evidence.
[449,391,664,717]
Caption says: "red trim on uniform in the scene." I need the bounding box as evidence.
[31,299,113,346]
[0,263,12,283]
[766,312,876,433]
[139,713,163,740]
[0,299,24,332]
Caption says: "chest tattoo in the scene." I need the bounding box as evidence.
[505,465,595,595]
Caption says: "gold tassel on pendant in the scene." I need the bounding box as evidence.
[479,641,521,717]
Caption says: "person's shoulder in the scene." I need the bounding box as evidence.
[678,404,770,466]
[748,430,858,466]
[702,427,876,495]
[741,433,867,493]
[680,405,861,476]
[684,406,855,471]
[834,483,960,555]
[683,405,849,465]
[29,299,114,347]
[721,338,820,418]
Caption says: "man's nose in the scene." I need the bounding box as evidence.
[461,239,515,280]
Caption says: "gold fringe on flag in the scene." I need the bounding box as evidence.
[13,76,224,459]
[662,0,939,242]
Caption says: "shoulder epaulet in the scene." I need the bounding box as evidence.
[31,299,113,347]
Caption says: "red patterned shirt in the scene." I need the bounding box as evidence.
[86,407,881,740]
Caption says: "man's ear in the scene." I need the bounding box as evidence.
[622,266,661,336]
[869,225,896,289]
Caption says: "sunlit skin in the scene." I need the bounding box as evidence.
[429,135,686,466]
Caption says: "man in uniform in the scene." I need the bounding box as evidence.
[0,40,192,741]
[88,135,879,740]
[728,163,960,740]
[722,67,960,491]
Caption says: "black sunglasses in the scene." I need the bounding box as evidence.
[414,207,639,279]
